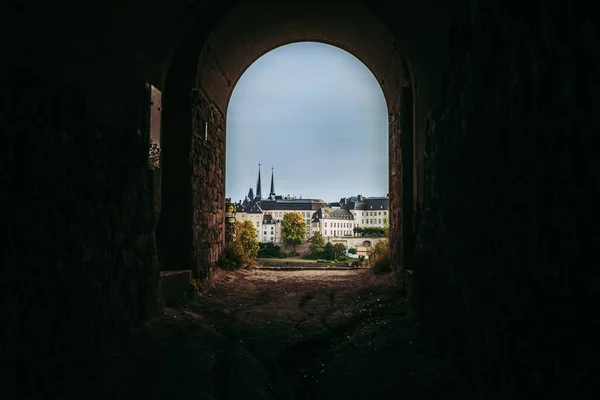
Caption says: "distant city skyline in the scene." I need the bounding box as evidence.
[237,163,387,203]
[226,41,389,203]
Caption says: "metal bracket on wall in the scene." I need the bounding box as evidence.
[204,121,208,140]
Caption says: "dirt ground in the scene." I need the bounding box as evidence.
[60,267,460,400]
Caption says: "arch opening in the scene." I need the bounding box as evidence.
[225,41,389,251]
[157,0,416,280]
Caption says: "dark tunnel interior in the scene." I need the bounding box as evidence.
[1,0,598,398]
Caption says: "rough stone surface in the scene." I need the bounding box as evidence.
[156,86,225,280]
[388,85,415,286]
[190,88,226,279]
[388,95,403,273]
[1,66,160,396]
[413,1,598,397]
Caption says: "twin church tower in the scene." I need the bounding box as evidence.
[244,163,278,203]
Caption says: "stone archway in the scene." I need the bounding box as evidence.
[158,0,415,279]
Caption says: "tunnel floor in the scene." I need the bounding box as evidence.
[62,268,460,399]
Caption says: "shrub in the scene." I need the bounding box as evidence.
[364,239,390,273]
[332,243,347,259]
[257,242,281,258]
[217,244,244,270]
[348,248,357,254]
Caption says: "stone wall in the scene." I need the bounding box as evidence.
[1,65,160,396]
[388,84,414,285]
[388,96,402,272]
[157,84,225,280]
[330,237,387,250]
[413,1,598,396]
[190,88,226,279]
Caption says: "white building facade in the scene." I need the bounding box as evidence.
[340,195,389,230]
[310,208,355,239]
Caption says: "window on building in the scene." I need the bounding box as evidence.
[379,211,381,215]
[325,222,327,227]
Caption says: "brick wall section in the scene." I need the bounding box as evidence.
[190,88,225,279]
[413,1,598,396]
[1,66,160,394]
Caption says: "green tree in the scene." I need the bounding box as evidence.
[308,231,325,257]
[332,243,347,259]
[322,242,335,260]
[348,247,357,254]
[281,212,306,251]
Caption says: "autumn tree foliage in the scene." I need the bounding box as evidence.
[218,220,259,269]
[235,220,260,262]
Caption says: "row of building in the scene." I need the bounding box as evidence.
[233,164,389,244]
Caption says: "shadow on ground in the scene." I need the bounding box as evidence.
[57,268,461,400]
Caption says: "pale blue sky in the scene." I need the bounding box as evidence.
[226,42,388,203]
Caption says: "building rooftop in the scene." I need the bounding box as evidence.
[312,207,354,220]
[260,198,327,210]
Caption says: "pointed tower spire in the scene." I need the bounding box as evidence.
[256,163,262,199]
[269,165,276,198]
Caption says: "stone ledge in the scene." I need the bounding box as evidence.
[158,270,192,308]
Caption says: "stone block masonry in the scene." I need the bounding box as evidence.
[1,65,160,395]
[412,1,598,396]
[190,88,226,279]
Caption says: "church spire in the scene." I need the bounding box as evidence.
[269,165,276,198]
[256,163,262,199]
